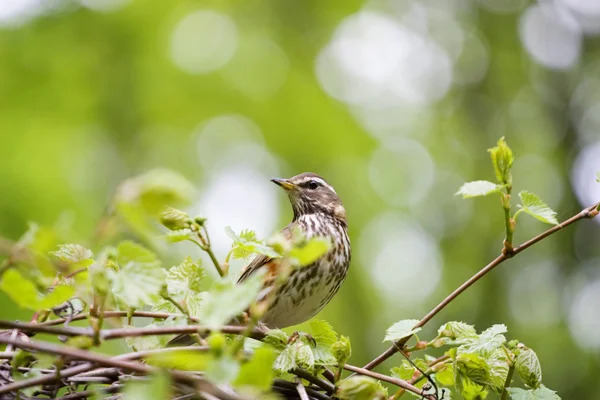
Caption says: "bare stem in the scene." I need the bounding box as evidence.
[361,201,600,372]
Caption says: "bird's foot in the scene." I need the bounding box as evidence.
[288,331,316,347]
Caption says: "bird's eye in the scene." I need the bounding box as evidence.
[308,180,319,190]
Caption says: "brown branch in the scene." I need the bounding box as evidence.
[0,337,242,400]
[343,364,434,399]
[37,310,196,326]
[292,368,335,394]
[0,320,265,341]
[361,201,600,371]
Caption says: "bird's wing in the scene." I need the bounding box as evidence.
[236,223,294,284]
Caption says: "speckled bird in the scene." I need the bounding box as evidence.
[238,172,351,328]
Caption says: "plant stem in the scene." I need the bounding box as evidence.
[359,201,600,372]
[500,364,515,400]
[502,189,514,255]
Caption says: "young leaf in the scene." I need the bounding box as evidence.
[308,320,339,366]
[226,227,280,259]
[110,262,165,308]
[516,347,542,389]
[116,241,160,266]
[457,375,489,400]
[51,244,94,265]
[198,271,264,329]
[122,370,171,400]
[288,237,331,267]
[506,385,560,400]
[159,207,191,231]
[331,336,352,366]
[383,319,421,342]
[456,181,502,198]
[146,349,211,371]
[391,360,415,381]
[166,229,195,243]
[455,353,491,388]
[0,269,40,310]
[263,329,289,350]
[437,321,478,343]
[517,191,558,225]
[273,345,296,373]
[488,137,514,184]
[596,171,600,183]
[337,376,387,400]
[164,257,205,297]
[435,363,454,386]
[234,347,276,390]
[37,285,75,310]
[459,324,507,356]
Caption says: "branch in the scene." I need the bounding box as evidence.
[361,201,600,371]
[0,320,265,341]
[343,364,435,399]
[0,337,242,400]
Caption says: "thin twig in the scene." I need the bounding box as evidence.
[361,202,600,371]
[37,310,196,326]
[296,378,310,400]
[292,368,335,394]
[343,364,434,399]
[0,337,240,399]
[0,320,265,341]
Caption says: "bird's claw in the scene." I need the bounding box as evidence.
[288,331,316,347]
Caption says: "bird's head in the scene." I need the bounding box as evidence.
[271,172,346,224]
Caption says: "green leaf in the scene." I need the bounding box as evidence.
[294,341,315,370]
[455,353,491,388]
[263,329,289,350]
[437,321,478,346]
[391,360,415,381]
[159,207,191,231]
[126,319,187,351]
[51,244,94,265]
[337,376,387,400]
[0,269,40,310]
[435,363,454,386]
[116,241,160,266]
[506,385,560,400]
[516,348,542,389]
[164,257,204,297]
[596,171,600,183]
[308,320,339,366]
[485,349,510,391]
[234,347,276,390]
[457,375,489,400]
[488,137,514,184]
[165,229,195,243]
[459,324,507,357]
[456,181,503,198]
[122,370,171,400]
[110,262,165,308]
[289,237,331,267]
[37,285,75,309]
[226,227,280,259]
[185,292,211,319]
[331,336,352,366]
[199,271,264,329]
[116,168,196,215]
[517,191,558,225]
[273,345,296,373]
[383,319,421,342]
[146,349,211,371]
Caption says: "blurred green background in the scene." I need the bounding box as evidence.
[1,0,600,398]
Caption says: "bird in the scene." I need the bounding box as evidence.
[240,172,351,328]
[169,172,350,345]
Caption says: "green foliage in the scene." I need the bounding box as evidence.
[51,244,94,265]
[331,335,352,366]
[0,269,74,311]
[110,260,165,308]
[337,376,387,400]
[516,347,542,389]
[234,347,277,390]
[164,257,205,298]
[507,385,560,400]
[288,236,331,266]
[122,370,172,400]
[456,181,503,198]
[226,227,280,259]
[517,191,558,225]
[159,207,192,231]
[383,319,421,342]
[488,137,514,185]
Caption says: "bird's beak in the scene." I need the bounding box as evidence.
[271,178,296,191]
